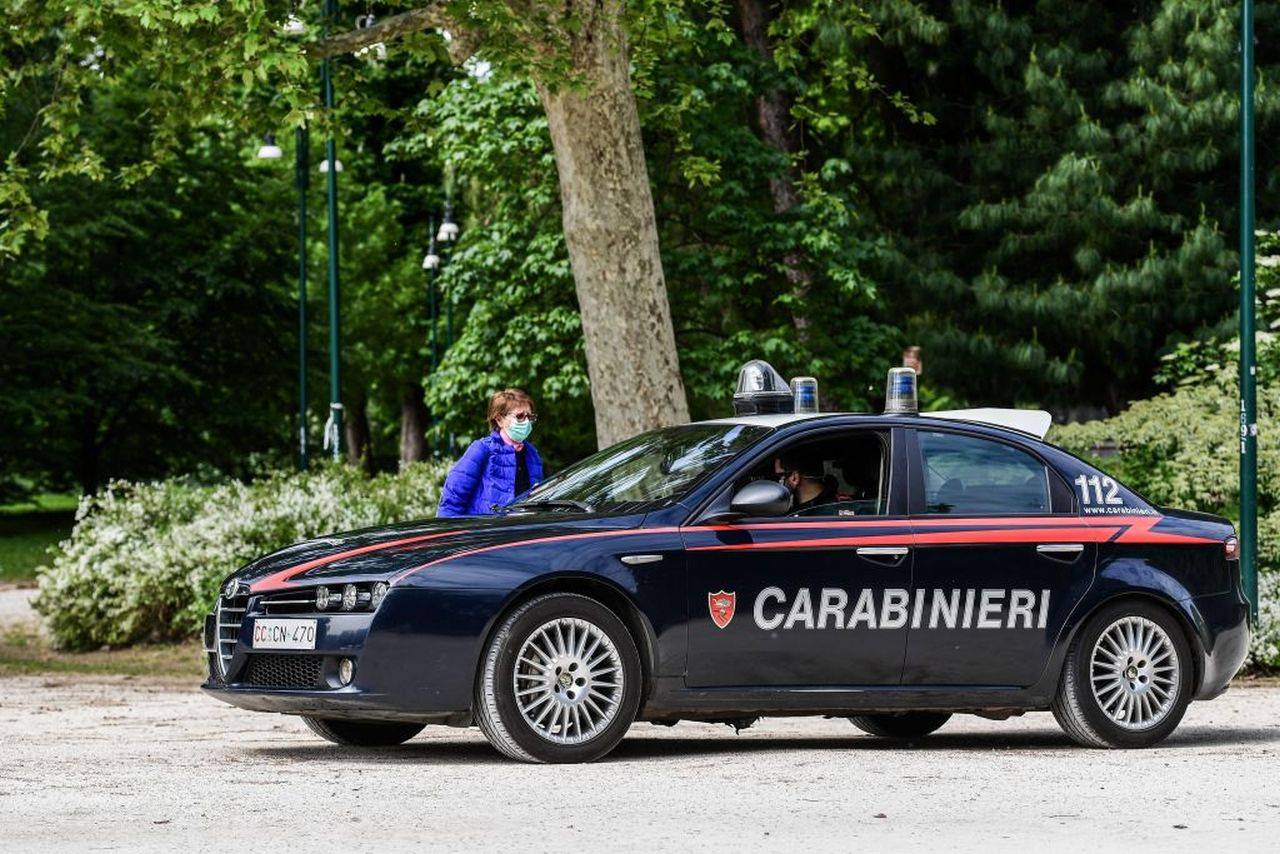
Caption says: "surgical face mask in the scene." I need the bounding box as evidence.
[506,419,533,443]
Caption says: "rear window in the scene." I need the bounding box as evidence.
[918,431,1050,515]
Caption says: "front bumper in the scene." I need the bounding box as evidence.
[202,587,491,720]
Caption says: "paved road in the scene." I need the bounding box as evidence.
[2,674,1277,852]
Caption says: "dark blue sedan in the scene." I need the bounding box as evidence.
[204,406,1249,762]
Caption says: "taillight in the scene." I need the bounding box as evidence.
[1224,535,1239,560]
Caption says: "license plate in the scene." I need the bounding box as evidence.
[251,618,317,650]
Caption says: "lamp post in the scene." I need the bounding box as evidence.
[256,131,310,471]
[422,220,442,457]
[1239,0,1259,622]
[436,200,460,453]
[295,125,310,470]
[321,0,344,461]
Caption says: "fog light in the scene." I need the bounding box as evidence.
[371,581,388,609]
[315,586,330,610]
[338,657,355,686]
[341,584,358,611]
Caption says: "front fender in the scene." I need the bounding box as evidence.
[383,535,686,715]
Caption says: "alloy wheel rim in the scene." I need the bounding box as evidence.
[1089,615,1179,731]
[513,617,624,745]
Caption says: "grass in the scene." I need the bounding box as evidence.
[0,492,80,515]
[0,527,68,583]
[0,625,204,680]
[0,492,77,582]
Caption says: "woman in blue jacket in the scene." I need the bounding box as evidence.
[438,388,544,517]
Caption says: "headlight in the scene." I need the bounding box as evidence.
[341,584,358,611]
[315,586,330,611]
[338,657,355,686]
[371,581,388,609]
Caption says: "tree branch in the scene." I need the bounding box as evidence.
[308,4,475,63]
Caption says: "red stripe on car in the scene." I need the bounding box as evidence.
[252,530,460,593]
[389,527,683,585]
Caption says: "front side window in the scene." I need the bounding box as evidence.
[918,431,1050,515]
[733,431,890,517]
[514,424,769,513]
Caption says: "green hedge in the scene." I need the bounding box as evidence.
[33,462,449,650]
[1051,366,1279,667]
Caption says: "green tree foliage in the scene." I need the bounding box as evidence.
[1154,230,1280,389]
[1,80,298,497]
[857,0,1279,413]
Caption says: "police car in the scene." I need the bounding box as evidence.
[204,363,1250,763]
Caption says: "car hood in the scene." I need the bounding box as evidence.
[231,512,641,594]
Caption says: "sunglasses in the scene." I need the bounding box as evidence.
[509,412,537,423]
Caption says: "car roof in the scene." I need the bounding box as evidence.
[696,409,1053,441]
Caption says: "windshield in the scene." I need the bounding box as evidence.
[514,423,769,514]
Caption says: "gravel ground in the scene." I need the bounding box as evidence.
[1,672,1277,852]
[0,585,38,629]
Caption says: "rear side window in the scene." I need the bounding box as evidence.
[918,431,1050,515]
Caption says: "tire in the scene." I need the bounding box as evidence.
[302,717,425,746]
[1051,600,1193,749]
[475,592,642,763]
[850,712,951,739]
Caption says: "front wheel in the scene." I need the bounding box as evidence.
[850,712,951,739]
[1051,601,1192,748]
[302,717,425,746]
[475,593,642,763]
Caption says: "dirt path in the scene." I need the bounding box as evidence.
[0,585,38,630]
[1,672,1278,852]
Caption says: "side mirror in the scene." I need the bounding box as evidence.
[729,480,793,518]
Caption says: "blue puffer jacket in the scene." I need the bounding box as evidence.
[437,431,544,517]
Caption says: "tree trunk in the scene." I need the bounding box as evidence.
[734,0,813,338]
[535,0,690,448]
[399,382,429,466]
[344,392,375,475]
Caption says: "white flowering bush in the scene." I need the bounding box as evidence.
[34,462,450,650]
[1053,367,1280,668]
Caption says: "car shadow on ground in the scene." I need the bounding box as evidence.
[244,722,1280,765]
[609,723,1280,759]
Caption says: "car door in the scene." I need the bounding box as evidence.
[901,428,1095,686]
[681,428,913,688]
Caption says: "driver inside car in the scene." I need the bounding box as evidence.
[774,452,837,514]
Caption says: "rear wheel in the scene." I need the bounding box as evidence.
[302,717,425,746]
[850,712,951,739]
[1051,600,1192,748]
[475,593,642,763]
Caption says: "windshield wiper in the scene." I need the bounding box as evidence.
[511,499,595,513]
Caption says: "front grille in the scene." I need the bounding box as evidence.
[216,587,249,677]
[261,581,383,614]
[242,653,325,689]
[259,591,317,614]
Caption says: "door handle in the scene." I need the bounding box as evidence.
[856,546,909,565]
[621,554,663,565]
[1036,543,1084,556]
[856,546,910,557]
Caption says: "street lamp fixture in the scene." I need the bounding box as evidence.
[437,202,459,242]
[319,158,344,173]
[256,133,283,160]
[354,13,387,61]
